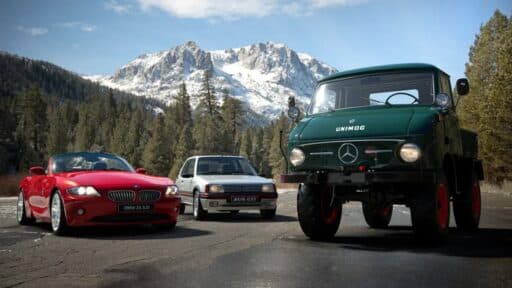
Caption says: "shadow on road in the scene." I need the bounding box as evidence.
[332,226,512,258]
[181,212,297,223]
[6,222,211,240]
[62,225,212,240]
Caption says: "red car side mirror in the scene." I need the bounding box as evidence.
[135,168,147,174]
[29,166,45,175]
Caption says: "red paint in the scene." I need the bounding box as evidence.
[436,183,449,230]
[472,181,481,220]
[19,158,180,227]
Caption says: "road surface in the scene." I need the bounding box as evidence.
[0,190,511,287]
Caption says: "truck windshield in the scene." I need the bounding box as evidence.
[308,71,435,114]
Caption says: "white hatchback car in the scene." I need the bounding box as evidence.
[176,156,278,220]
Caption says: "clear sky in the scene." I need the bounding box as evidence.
[1,0,511,81]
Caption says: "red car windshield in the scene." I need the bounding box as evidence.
[51,152,134,173]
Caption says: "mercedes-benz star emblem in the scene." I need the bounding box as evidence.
[338,143,359,164]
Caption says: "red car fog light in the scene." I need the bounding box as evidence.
[77,208,85,215]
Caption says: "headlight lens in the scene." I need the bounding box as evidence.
[399,143,422,163]
[165,185,179,197]
[67,186,100,197]
[290,148,305,167]
[435,93,450,108]
[209,184,224,193]
[261,184,275,193]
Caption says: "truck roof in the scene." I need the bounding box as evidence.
[319,63,446,83]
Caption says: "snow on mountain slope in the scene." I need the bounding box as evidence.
[84,41,338,120]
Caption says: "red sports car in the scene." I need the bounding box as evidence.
[17,152,181,235]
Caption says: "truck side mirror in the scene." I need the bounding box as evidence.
[287,96,301,123]
[456,78,469,96]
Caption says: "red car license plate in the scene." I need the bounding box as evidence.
[231,195,258,203]
[118,204,154,213]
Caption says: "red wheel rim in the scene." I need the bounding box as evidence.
[472,182,481,220]
[380,205,392,216]
[321,188,340,225]
[436,183,449,230]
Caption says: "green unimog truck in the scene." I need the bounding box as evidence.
[281,63,483,241]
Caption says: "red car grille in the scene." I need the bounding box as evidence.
[108,190,135,202]
[139,190,161,202]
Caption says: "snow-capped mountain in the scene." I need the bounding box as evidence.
[85,41,337,119]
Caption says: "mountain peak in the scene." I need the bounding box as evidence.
[84,42,338,120]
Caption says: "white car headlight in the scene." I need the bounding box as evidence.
[399,143,422,163]
[261,184,275,193]
[290,148,305,167]
[209,184,224,193]
[165,185,179,197]
[67,186,100,197]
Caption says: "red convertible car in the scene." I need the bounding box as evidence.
[17,152,181,235]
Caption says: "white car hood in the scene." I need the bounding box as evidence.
[196,175,273,185]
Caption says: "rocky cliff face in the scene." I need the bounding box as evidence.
[85,41,338,120]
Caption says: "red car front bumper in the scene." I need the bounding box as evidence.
[62,194,180,227]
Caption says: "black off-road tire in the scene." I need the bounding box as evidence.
[297,184,342,241]
[362,202,393,228]
[453,171,481,232]
[410,172,450,241]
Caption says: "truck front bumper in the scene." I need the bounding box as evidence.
[281,170,435,185]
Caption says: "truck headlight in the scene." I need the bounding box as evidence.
[165,185,179,197]
[209,184,224,193]
[261,184,275,193]
[399,143,421,163]
[67,186,100,197]
[290,148,305,167]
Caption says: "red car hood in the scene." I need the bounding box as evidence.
[56,171,171,191]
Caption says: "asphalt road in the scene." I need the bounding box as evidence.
[0,190,511,288]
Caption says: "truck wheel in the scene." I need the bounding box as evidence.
[410,172,450,241]
[297,184,341,241]
[453,171,481,232]
[193,191,208,221]
[362,202,393,228]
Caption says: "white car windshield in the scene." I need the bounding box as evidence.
[309,72,435,114]
[197,157,257,176]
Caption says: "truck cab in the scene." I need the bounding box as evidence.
[281,63,483,241]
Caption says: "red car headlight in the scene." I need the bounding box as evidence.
[165,185,179,198]
[67,186,100,197]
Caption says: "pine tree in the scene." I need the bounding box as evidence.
[125,108,145,167]
[269,114,290,180]
[194,70,225,154]
[47,106,68,155]
[75,104,95,151]
[239,129,253,159]
[111,103,131,157]
[142,115,171,176]
[221,89,245,154]
[458,10,512,183]
[15,86,48,168]
[169,123,194,179]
